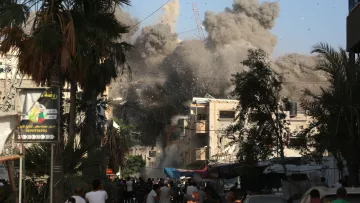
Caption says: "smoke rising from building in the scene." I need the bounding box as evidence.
[109,0,327,153]
[161,0,180,32]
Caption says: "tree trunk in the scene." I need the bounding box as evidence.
[6,161,17,202]
[48,66,64,203]
[82,90,107,181]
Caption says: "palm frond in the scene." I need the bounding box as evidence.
[0,3,30,29]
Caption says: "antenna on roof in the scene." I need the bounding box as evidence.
[204,93,215,99]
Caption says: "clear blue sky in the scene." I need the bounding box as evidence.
[123,0,347,57]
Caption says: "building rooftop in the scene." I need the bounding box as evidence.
[192,97,238,104]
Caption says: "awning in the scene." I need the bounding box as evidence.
[263,164,323,174]
[207,163,241,179]
[163,167,207,179]
[163,168,180,179]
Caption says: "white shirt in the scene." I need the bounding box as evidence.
[159,186,171,203]
[65,195,86,203]
[126,180,134,192]
[146,190,157,203]
[85,190,108,203]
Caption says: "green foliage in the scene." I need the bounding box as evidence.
[105,117,138,174]
[226,49,290,164]
[121,155,146,178]
[298,43,360,185]
[113,117,138,147]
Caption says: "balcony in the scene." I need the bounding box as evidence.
[184,147,210,165]
[193,121,208,133]
[347,3,360,53]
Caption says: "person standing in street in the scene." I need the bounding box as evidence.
[160,181,171,203]
[331,187,350,203]
[147,184,161,203]
[136,177,150,203]
[66,188,86,203]
[85,179,108,203]
[126,177,134,203]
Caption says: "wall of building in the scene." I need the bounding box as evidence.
[208,99,238,163]
[128,145,162,168]
[283,112,312,157]
[186,98,239,164]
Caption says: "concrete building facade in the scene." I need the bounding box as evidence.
[128,145,162,168]
[183,97,239,166]
[283,109,312,157]
[347,0,360,53]
[178,97,311,167]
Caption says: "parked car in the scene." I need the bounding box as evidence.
[243,195,287,203]
[295,186,360,203]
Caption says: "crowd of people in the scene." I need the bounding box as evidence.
[65,177,226,203]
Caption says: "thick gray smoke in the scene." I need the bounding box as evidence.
[115,8,140,42]
[110,0,327,149]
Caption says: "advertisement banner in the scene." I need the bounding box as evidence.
[15,87,60,143]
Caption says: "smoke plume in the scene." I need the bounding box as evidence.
[110,0,327,148]
[161,0,180,32]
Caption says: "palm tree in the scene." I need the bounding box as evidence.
[0,1,75,201]
[0,0,131,201]
[300,43,360,186]
[69,0,132,181]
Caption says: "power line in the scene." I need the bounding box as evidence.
[178,28,198,35]
[129,0,172,30]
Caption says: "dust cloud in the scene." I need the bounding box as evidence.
[109,0,326,156]
[161,0,180,32]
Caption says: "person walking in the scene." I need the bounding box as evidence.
[85,180,108,203]
[160,181,171,203]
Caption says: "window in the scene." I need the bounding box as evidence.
[219,111,235,119]
[149,161,156,168]
[149,150,157,157]
[197,114,207,120]
[288,137,306,148]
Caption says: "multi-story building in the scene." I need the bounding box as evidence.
[347,0,360,53]
[183,96,239,166]
[128,145,162,168]
[283,103,312,157]
[180,97,310,167]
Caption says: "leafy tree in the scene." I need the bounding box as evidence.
[121,155,146,178]
[104,117,137,176]
[226,49,290,164]
[298,43,360,186]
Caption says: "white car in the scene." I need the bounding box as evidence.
[296,186,360,203]
[243,195,287,203]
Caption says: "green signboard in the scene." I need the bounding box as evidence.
[15,87,60,143]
